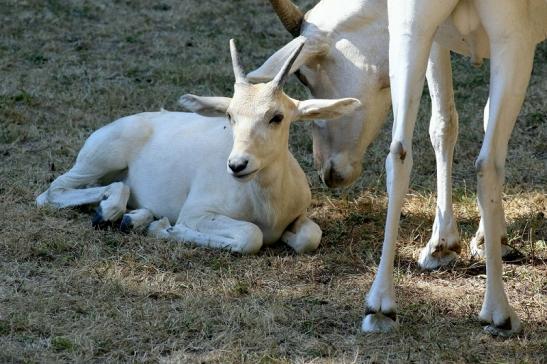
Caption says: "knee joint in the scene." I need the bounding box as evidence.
[389,141,407,161]
[475,157,500,177]
[238,225,263,254]
[429,114,458,150]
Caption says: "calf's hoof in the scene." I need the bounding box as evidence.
[92,207,114,229]
[361,307,398,333]
[36,191,49,207]
[147,217,172,238]
[290,230,322,254]
[120,215,133,234]
[120,210,154,234]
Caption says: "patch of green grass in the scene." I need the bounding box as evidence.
[50,336,74,352]
[0,320,9,336]
[233,281,250,296]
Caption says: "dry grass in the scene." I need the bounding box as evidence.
[0,0,545,362]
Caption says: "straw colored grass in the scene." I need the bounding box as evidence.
[0,0,545,362]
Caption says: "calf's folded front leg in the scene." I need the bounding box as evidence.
[148,214,263,254]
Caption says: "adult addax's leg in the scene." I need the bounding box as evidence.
[363,0,459,332]
[473,0,536,336]
[418,43,461,269]
[470,100,513,259]
[148,214,263,254]
[281,215,322,253]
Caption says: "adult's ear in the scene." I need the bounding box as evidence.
[295,98,361,121]
[247,35,322,83]
[179,94,231,117]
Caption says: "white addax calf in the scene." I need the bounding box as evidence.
[36,40,360,254]
[364,0,547,336]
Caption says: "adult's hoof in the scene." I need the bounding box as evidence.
[418,243,460,270]
[361,308,398,333]
[470,234,514,260]
[482,316,522,337]
[479,304,521,337]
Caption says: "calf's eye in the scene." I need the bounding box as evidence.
[269,114,284,124]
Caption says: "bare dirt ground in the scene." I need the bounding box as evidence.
[0,0,545,362]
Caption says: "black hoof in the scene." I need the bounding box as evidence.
[365,306,397,321]
[92,207,113,230]
[483,317,517,337]
[502,249,525,263]
[119,215,132,234]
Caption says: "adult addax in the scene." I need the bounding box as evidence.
[365,0,546,336]
[250,0,545,336]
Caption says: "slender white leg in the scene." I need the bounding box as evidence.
[281,214,322,253]
[36,125,133,226]
[418,43,461,269]
[470,102,512,259]
[362,0,458,333]
[472,0,536,336]
[148,214,263,254]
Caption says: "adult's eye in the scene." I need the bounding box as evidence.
[269,114,284,124]
[226,113,233,123]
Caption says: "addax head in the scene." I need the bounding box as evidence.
[179,39,361,182]
[247,0,391,187]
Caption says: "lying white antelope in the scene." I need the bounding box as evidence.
[249,0,545,336]
[36,40,360,254]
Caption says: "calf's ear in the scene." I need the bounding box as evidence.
[179,94,231,117]
[295,98,361,121]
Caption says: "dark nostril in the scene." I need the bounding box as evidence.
[229,160,248,173]
[328,165,335,183]
[322,161,345,188]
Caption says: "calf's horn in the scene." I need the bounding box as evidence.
[230,39,247,84]
[270,0,303,37]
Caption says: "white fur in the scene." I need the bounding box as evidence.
[37,43,360,254]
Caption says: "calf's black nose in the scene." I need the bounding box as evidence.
[228,159,248,173]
